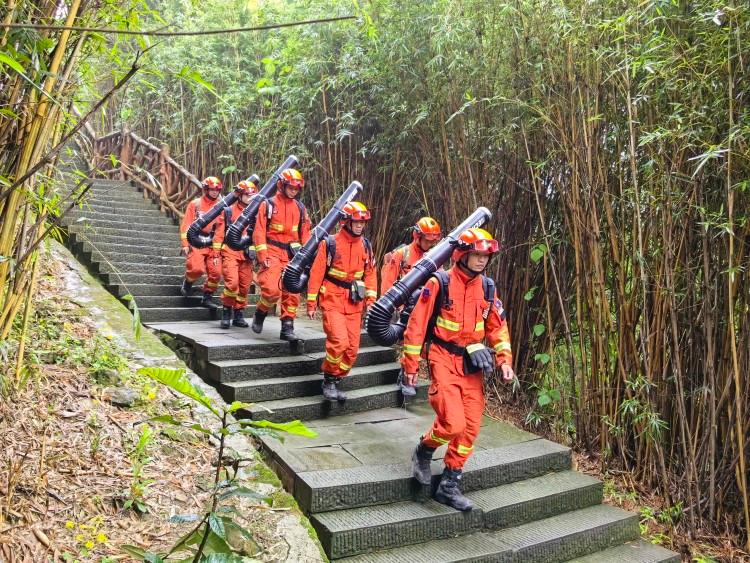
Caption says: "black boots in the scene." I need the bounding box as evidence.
[201,293,219,310]
[232,308,249,328]
[220,307,232,329]
[180,278,193,298]
[251,310,267,334]
[322,374,346,401]
[279,319,297,341]
[434,468,474,511]
[411,441,436,486]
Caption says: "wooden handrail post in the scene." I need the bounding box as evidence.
[159,143,171,208]
[120,127,132,181]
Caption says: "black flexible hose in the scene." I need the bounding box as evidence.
[185,174,260,248]
[365,206,492,346]
[282,181,363,293]
[225,156,299,251]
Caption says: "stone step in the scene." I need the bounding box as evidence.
[109,283,184,297]
[79,197,162,211]
[565,539,680,562]
[293,439,572,513]
[139,306,222,323]
[68,208,176,226]
[242,382,428,423]
[195,330,375,362]
[85,247,184,266]
[75,204,171,220]
[89,179,136,187]
[208,346,397,383]
[220,362,401,403]
[86,191,163,204]
[335,504,639,562]
[126,294,231,308]
[100,272,186,286]
[66,226,183,245]
[64,217,177,234]
[313,470,603,559]
[78,240,183,258]
[92,260,184,275]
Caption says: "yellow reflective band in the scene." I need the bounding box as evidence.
[328,268,347,279]
[259,297,275,308]
[403,344,422,356]
[206,281,218,288]
[466,343,485,354]
[211,243,222,250]
[270,223,284,232]
[339,362,351,371]
[307,293,317,301]
[255,244,267,251]
[436,316,460,331]
[248,245,256,251]
[292,225,299,231]
[474,321,485,331]
[235,295,247,303]
[430,431,450,446]
[494,342,512,352]
[365,290,377,298]
[325,353,342,364]
[287,306,298,313]
[180,233,188,239]
[456,444,474,456]
[222,289,237,297]
[354,270,364,278]
[319,285,326,294]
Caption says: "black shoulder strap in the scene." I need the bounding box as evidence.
[482,275,495,304]
[325,234,336,268]
[363,237,373,264]
[223,207,232,237]
[426,270,450,338]
[295,199,306,238]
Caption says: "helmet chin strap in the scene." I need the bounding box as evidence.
[344,222,363,237]
[458,256,483,277]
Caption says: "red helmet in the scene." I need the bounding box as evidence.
[453,228,499,261]
[413,216,442,241]
[236,179,259,196]
[341,201,371,223]
[202,176,222,191]
[279,168,304,189]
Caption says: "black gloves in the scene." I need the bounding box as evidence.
[465,343,495,376]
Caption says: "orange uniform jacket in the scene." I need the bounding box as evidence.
[307,229,378,314]
[401,266,512,375]
[180,195,223,252]
[213,200,253,260]
[252,193,311,262]
[380,241,426,295]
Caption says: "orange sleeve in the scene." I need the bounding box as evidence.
[401,276,440,374]
[300,206,312,244]
[364,247,378,307]
[180,201,196,248]
[306,239,327,307]
[379,247,402,296]
[486,290,513,367]
[252,200,269,262]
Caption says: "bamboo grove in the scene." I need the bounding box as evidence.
[113,0,750,546]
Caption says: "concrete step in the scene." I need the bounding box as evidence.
[294,439,572,513]
[336,504,639,562]
[139,306,224,323]
[64,217,177,234]
[86,247,184,266]
[565,539,680,562]
[109,283,184,297]
[92,260,184,275]
[241,382,428,423]
[220,362,401,403]
[208,346,397,383]
[127,295,230,308]
[66,226,183,246]
[75,204,171,220]
[79,198,162,211]
[89,179,136,187]
[313,470,603,559]
[68,208,176,226]
[86,191,162,204]
[78,240,183,258]
[196,330,374,362]
[100,272,186,286]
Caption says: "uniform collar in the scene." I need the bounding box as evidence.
[451,264,481,286]
[338,227,361,243]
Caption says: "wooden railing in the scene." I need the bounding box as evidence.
[91,129,202,218]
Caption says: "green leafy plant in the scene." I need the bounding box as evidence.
[122,424,154,514]
[122,367,316,562]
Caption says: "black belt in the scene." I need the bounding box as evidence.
[325,275,351,289]
[429,334,465,357]
[268,239,292,251]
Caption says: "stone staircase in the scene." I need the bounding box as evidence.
[63,174,679,562]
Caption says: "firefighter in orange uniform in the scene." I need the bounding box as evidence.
[306,202,378,401]
[401,228,514,511]
[214,179,260,329]
[380,216,442,294]
[179,176,224,309]
[251,169,312,340]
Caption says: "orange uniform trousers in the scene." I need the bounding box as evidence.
[221,253,253,309]
[320,308,363,378]
[185,248,222,294]
[255,254,299,320]
[421,347,485,470]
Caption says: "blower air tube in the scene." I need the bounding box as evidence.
[186,188,241,249]
[365,206,493,347]
[224,155,299,251]
[282,181,364,293]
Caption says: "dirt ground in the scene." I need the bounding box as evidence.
[0,245,323,563]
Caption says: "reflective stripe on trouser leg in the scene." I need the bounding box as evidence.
[222,254,239,308]
[236,259,253,309]
[321,308,349,377]
[202,251,222,294]
[443,365,484,470]
[338,311,363,376]
[185,247,210,283]
[255,256,283,312]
